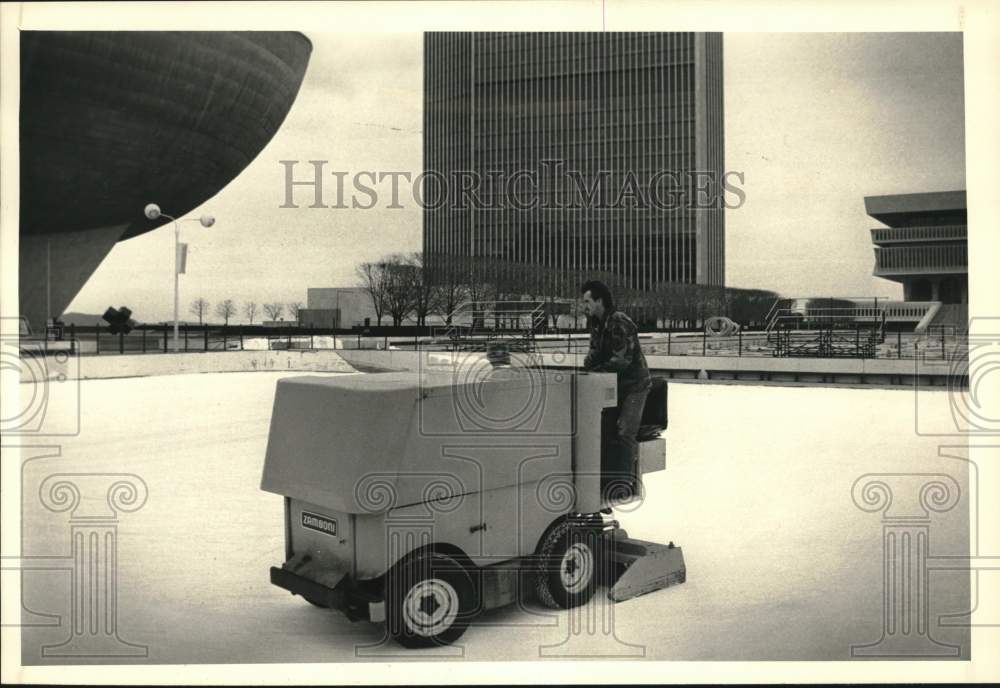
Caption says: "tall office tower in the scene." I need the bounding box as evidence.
[423,32,725,297]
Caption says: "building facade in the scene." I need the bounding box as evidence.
[423,32,725,297]
[866,190,968,304]
[302,288,377,328]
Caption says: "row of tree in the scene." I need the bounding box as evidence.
[188,298,304,326]
[356,252,780,330]
[356,253,448,327]
[179,257,779,331]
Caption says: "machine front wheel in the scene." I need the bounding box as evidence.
[385,552,474,648]
[533,519,600,609]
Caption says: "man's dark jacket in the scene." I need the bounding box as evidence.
[583,310,651,394]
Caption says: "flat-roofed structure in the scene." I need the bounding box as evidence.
[866,190,967,304]
[304,288,376,328]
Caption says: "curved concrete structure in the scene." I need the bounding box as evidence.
[19,31,313,330]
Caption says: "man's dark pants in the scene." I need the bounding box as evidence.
[603,386,649,494]
[618,387,650,468]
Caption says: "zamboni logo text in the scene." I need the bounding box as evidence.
[301,511,338,536]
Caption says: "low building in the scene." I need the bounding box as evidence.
[866,190,968,332]
[303,287,378,328]
[866,190,967,303]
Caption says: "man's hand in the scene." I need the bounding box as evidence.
[591,319,633,373]
[584,347,611,371]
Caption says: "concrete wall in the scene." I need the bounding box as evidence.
[305,287,449,327]
[306,288,377,327]
[20,223,128,333]
[24,347,964,388]
[298,308,339,328]
[335,349,964,388]
[25,350,358,383]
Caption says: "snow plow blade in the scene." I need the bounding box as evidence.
[606,531,686,603]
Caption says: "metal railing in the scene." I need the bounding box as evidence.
[763,297,883,332]
[20,321,969,363]
[870,225,966,244]
[766,308,885,331]
[882,301,937,320]
[431,301,548,351]
[533,326,967,361]
[19,323,438,357]
[874,244,967,273]
[644,329,965,361]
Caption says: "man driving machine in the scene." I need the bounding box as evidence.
[580,280,652,495]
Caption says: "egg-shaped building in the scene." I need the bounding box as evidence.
[19,31,313,331]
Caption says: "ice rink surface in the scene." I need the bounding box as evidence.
[19,371,970,663]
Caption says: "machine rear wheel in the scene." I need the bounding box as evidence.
[385,552,474,648]
[533,519,600,609]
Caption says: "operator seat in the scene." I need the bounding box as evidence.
[601,377,668,496]
[637,376,668,441]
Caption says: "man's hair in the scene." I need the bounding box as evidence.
[581,280,615,312]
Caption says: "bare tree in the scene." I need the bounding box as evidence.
[263,302,285,322]
[286,301,304,324]
[431,265,467,326]
[356,261,390,326]
[189,297,210,325]
[570,298,588,330]
[462,256,494,330]
[215,299,236,325]
[243,301,258,324]
[406,253,437,327]
[647,284,674,329]
[615,281,641,324]
[383,255,418,327]
[538,268,561,331]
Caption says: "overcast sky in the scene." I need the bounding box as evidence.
[66,32,966,322]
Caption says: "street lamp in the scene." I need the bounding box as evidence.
[144,203,216,353]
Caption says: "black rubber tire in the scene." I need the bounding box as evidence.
[385,552,475,649]
[533,519,600,610]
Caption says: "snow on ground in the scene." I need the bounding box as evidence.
[19,372,970,663]
[239,336,350,350]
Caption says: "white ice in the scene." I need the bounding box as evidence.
[17,371,970,663]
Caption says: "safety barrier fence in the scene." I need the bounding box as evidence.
[632,329,967,361]
[21,323,434,356]
[21,323,968,362]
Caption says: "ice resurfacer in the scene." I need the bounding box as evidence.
[261,368,684,647]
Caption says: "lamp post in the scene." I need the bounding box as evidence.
[144,203,216,353]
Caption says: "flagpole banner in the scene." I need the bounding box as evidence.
[177,243,188,274]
